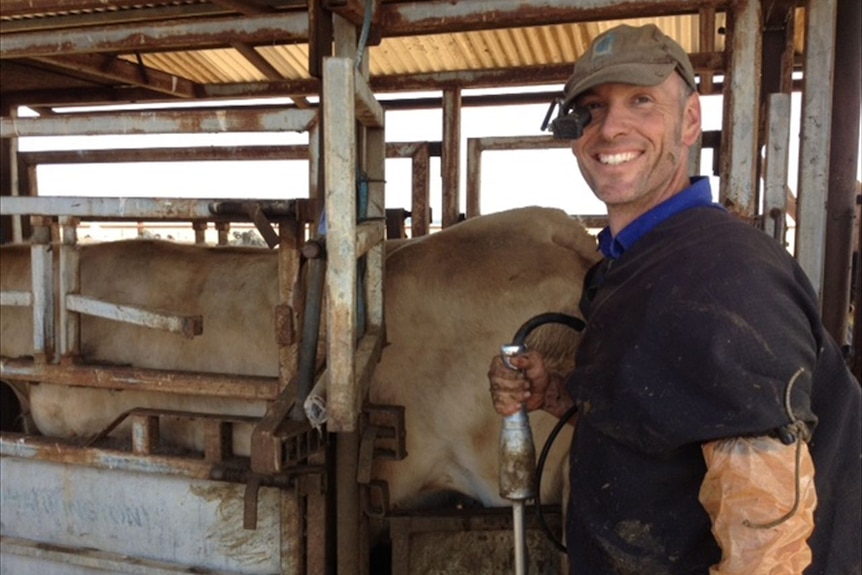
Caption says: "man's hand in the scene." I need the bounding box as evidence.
[488,351,573,418]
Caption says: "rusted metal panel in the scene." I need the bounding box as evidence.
[795,0,838,303]
[0,108,317,138]
[0,359,280,400]
[0,456,298,574]
[719,0,761,219]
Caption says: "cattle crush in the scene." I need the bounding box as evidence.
[1,1,859,574]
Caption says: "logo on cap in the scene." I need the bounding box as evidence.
[593,34,615,57]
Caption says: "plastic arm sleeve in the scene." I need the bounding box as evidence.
[698,436,816,575]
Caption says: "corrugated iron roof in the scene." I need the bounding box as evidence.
[0,1,804,109]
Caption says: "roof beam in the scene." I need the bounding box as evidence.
[0,13,309,59]
[376,0,731,36]
[230,41,313,108]
[31,54,200,99]
[1,0,731,60]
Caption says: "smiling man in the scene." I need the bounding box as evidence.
[488,24,861,575]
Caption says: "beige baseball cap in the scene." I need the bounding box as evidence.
[563,24,696,105]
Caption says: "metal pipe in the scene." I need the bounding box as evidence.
[292,240,327,421]
[823,0,861,347]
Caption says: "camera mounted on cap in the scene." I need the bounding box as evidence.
[541,96,591,140]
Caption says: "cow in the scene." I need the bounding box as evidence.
[0,206,600,510]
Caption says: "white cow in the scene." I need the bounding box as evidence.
[0,206,600,510]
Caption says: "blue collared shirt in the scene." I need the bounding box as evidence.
[597,177,725,259]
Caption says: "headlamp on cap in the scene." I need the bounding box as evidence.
[541,96,591,140]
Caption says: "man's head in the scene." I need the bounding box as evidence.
[564,24,701,233]
[562,24,696,108]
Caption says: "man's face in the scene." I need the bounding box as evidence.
[571,73,701,228]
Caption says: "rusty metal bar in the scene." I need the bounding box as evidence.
[251,380,300,474]
[0,108,317,138]
[0,433,225,479]
[0,359,280,400]
[57,217,81,358]
[411,143,432,237]
[466,138,482,219]
[698,6,716,95]
[0,196,305,221]
[28,221,53,362]
[719,0,761,219]
[441,88,461,228]
[355,220,385,260]
[323,56,358,433]
[465,134,573,217]
[354,69,385,129]
[0,12,308,58]
[822,0,860,345]
[33,53,199,99]
[795,0,838,302]
[65,294,203,339]
[18,145,313,165]
[202,52,729,102]
[377,0,730,37]
[365,124,386,333]
[762,94,791,244]
[0,291,31,307]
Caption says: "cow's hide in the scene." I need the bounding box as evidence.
[0,206,600,509]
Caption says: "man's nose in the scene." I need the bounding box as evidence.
[598,102,631,140]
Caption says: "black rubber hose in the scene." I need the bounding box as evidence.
[509,312,585,348]
[506,311,585,553]
[536,403,578,553]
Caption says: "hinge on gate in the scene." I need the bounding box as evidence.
[356,403,407,518]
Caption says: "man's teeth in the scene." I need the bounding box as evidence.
[599,152,638,165]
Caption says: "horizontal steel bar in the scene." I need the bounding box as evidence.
[66,294,203,339]
[0,109,317,138]
[0,291,32,307]
[0,196,306,221]
[0,12,308,58]
[0,359,280,400]
[0,433,224,479]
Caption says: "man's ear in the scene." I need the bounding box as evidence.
[682,92,702,146]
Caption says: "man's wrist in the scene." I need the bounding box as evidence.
[542,373,575,419]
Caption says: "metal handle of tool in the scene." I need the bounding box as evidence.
[498,313,587,573]
[499,343,537,575]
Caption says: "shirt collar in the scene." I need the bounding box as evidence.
[598,177,723,259]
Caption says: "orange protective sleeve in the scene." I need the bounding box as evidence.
[699,436,816,575]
